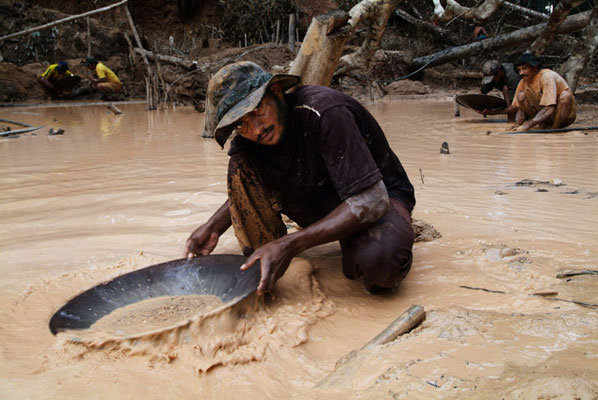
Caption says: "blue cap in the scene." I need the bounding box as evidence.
[57,60,69,72]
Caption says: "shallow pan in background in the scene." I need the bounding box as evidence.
[455,94,507,112]
[49,254,260,335]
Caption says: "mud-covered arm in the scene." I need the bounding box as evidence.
[241,180,389,294]
[184,200,232,258]
[515,105,556,131]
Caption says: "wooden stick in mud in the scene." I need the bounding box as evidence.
[123,3,157,110]
[316,304,425,388]
[0,0,128,42]
[0,125,43,137]
[556,270,598,279]
[86,17,92,57]
[288,14,296,53]
[0,118,31,127]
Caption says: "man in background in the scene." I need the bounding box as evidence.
[480,53,576,131]
[85,56,122,97]
[480,59,521,122]
[36,61,80,99]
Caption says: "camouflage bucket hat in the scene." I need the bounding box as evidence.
[481,60,500,85]
[204,61,301,148]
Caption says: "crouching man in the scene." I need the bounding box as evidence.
[481,52,576,131]
[184,61,416,294]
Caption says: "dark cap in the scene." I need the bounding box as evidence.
[85,56,98,66]
[203,61,301,148]
[515,52,541,68]
[481,60,500,85]
[57,60,69,72]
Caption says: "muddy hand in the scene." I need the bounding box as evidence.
[240,239,293,295]
[183,228,219,259]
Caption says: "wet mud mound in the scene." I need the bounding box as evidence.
[0,254,335,381]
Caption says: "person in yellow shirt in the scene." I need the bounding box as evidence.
[480,52,576,132]
[36,61,80,99]
[85,56,122,95]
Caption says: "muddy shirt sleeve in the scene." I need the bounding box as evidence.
[539,73,558,106]
[316,105,383,200]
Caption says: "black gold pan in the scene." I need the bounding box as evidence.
[49,254,260,335]
[455,94,507,112]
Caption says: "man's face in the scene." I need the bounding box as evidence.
[234,85,287,146]
[517,64,538,82]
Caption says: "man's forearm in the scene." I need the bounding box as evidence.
[525,105,555,128]
[208,199,232,235]
[280,180,389,256]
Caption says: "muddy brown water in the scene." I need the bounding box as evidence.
[1,99,597,399]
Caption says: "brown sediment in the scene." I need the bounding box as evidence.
[89,294,224,334]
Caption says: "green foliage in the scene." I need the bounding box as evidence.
[217,0,298,45]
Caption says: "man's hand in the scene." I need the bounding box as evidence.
[240,238,293,295]
[515,121,534,132]
[183,225,220,259]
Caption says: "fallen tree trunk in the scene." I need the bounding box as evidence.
[411,10,591,68]
[134,48,198,70]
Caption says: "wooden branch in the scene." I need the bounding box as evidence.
[559,4,598,91]
[134,48,198,70]
[432,0,504,23]
[530,0,587,55]
[411,10,592,68]
[556,269,598,278]
[123,4,157,110]
[503,1,549,20]
[395,8,456,45]
[459,285,506,294]
[0,126,43,137]
[86,17,92,57]
[316,305,425,388]
[0,0,128,42]
[0,118,31,127]
[289,14,296,53]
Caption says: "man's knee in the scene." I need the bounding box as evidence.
[362,249,413,291]
[341,199,414,291]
